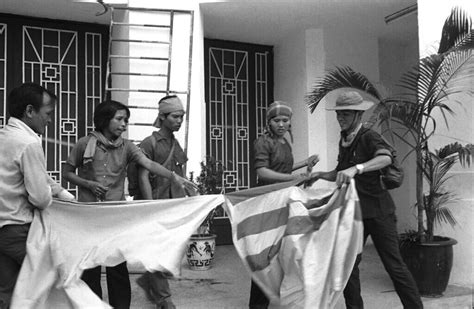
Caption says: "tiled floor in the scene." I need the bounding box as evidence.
[98,244,472,308]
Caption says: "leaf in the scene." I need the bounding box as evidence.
[306,66,382,113]
[438,7,473,54]
[436,142,474,167]
[434,204,458,228]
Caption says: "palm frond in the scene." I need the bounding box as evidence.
[438,7,472,54]
[437,49,474,95]
[306,66,382,113]
[431,156,456,191]
[437,142,474,166]
[434,205,458,228]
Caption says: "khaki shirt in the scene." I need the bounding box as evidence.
[67,136,145,202]
[140,131,187,199]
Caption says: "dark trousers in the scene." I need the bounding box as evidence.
[82,262,131,309]
[0,224,30,309]
[249,280,269,308]
[343,213,423,309]
[137,271,174,308]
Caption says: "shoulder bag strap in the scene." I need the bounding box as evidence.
[347,127,369,159]
[162,139,177,167]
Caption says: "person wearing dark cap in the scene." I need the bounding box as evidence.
[310,91,423,309]
[250,101,320,308]
[135,95,189,309]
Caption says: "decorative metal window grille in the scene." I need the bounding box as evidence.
[255,52,269,136]
[19,24,105,194]
[208,47,250,191]
[23,26,79,189]
[0,14,107,197]
[205,40,272,219]
[0,24,6,128]
[85,32,103,134]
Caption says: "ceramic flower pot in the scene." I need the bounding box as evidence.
[186,234,217,270]
[400,236,457,297]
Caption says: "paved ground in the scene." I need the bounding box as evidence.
[99,244,472,308]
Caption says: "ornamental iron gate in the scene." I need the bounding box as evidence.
[0,24,6,127]
[0,14,108,196]
[204,39,273,221]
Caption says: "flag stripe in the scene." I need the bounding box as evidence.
[245,239,282,271]
[236,206,289,239]
[285,214,329,236]
[306,195,332,209]
[236,192,338,240]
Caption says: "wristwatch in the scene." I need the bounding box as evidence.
[355,164,364,174]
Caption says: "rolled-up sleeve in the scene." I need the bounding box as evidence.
[66,138,86,168]
[21,143,52,209]
[365,131,394,159]
[139,137,154,159]
[128,141,147,164]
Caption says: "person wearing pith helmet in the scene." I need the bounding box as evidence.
[310,91,423,309]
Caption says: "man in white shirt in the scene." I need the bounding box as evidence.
[0,83,74,308]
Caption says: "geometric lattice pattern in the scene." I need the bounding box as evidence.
[61,119,77,135]
[0,24,6,129]
[255,52,269,136]
[208,47,250,192]
[23,26,79,193]
[21,26,103,194]
[223,170,238,187]
[207,45,271,200]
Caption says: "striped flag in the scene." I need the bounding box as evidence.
[223,181,363,309]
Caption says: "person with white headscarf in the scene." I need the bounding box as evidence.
[250,101,320,308]
[135,95,189,309]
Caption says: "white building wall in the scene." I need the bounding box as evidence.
[378,39,419,232]
[273,26,381,178]
[305,29,327,172]
[273,29,310,166]
[323,28,380,176]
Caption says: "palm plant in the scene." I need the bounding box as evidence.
[306,7,474,243]
[420,143,474,240]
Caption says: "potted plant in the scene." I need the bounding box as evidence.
[399,143,473,295]
[185,156,224,270]
[305,7,473,296]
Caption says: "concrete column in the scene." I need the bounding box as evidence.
[305,29,329,173]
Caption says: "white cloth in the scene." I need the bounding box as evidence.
[223,181,363,309]
[11,182,362,309]
[11,195,224,309]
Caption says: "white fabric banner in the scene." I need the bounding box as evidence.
[11,195,224,309]
[11,182,362,309]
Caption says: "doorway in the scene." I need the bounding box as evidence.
[0,13,108,196]
[204,38,273,244]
